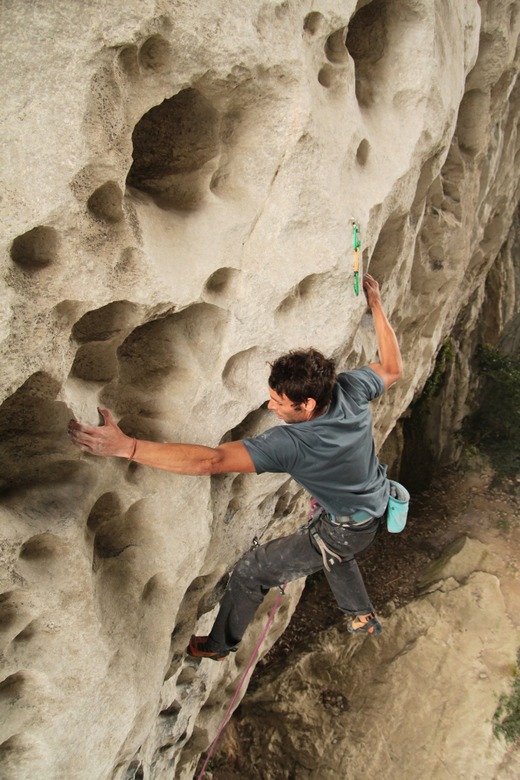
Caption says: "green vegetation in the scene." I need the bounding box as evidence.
[493,649,520,745]
[462,345,520,480]
[422,338,454,401]
[496,512,510,532]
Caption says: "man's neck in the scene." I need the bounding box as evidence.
[311,403,330,420]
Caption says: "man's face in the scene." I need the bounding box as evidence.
[267,387,315,423]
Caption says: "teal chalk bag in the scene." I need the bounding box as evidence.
[386,480,410,533]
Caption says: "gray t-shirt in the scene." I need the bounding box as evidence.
[243,366,389,517]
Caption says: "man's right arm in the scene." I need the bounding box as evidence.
[363,274,403,390]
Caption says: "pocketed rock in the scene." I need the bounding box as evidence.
[0,0,519,778]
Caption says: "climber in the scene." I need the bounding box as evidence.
[68,273,402,658]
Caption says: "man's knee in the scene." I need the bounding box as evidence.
[231,548,263,590]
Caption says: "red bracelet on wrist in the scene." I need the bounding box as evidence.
[128,438,137,460]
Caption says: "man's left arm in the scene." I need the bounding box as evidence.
[363,274,403,390]
[68,408,256,475]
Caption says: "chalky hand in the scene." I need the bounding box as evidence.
[68,407,134,458]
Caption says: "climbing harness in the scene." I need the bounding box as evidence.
[196,583,287,780]
[308,518,342,572]
[308,504,379,570]
[352,220,361,295]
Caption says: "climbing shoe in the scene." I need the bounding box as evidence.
[187,635,237,661]
[347,613,382,636]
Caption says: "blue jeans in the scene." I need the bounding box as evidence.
[208,514,382,652]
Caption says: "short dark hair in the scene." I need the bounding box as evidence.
[268,349,336,411]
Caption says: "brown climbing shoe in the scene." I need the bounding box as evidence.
[187,635,236,661]
[347,613,382,636]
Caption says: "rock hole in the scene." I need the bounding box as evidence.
[273,487,299,520]
[213,461,255,522]
[117,303,226,393]
[0,611,17,636]
[72,301,141,344]
[87,492,122,534]
[222,347,259,392]
[118,45,139,79]
[124,758,144,780]
[429,250,444,271]
[223,497,241,526]
[204,267,238,297]
[90,502,145,570]
[87,181,124,223]
[10,226,58,271]
[0,733,45,767]
[94,532,135,563]
[410,152,443,215]
[171,572,227,657]
[184,571,228,621]
[200,695,222,713]
[138,35,171,72]
[141,573,168,604]
[257,480,299,531]
[457,89,488,156]
[13,621,38,643]
[439,142,463,220]
[70,342,118,383]
[346,0,387,107]
[275,2,290,20]
[126,88,220,210]
[0,591,30,634]
[317,66,334,88]
[160,700,181,718]
[159,742,174,753]
[0,372,72,493]
[0,671,26,700]
[174,730,188,747]
[356,139,370,166]
[181,725,210,767]
[275,273,324,316]
[325,28,349,64]
[209,166,230,195]
[303,12,324,35]
[19,533,63,561]
[219,404,271,443]
[52,300,85,329]
[176,667,197,687]
[368,212,408,283]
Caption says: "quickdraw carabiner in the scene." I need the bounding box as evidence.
[352,220,361,296]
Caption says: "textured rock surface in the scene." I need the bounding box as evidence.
[0,1,519,778]
[223,535,520,780]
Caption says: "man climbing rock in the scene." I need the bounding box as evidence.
[68,273,402,658]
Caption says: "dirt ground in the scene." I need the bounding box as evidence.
[200,459,520,778]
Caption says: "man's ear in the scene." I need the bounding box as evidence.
[303,397,317,413]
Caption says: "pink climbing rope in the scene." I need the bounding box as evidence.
[196,584,287,780]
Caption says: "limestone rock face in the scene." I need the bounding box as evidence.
[0,1,519,779]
